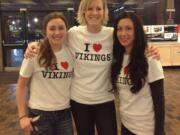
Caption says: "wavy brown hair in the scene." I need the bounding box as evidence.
[38,12,69,70]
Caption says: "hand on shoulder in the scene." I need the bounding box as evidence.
[24,42,40,59]
[147,45,160,60]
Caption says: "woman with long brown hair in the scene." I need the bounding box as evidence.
[16,12,74,135]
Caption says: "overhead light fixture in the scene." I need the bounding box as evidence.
[12,21,16,25]
[15,0,36,4]
[34,18,38,23]
[124,0,138,5]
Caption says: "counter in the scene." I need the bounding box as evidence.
[149,42,180,66]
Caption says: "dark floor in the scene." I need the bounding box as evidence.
[0,67,180,135]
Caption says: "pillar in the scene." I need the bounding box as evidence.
[166,0,175,24]
[0,13,3,71]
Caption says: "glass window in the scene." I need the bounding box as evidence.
[2,14,24,44]
[3,48,24,67]
[27,13,46,42]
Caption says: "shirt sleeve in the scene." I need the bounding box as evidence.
[148,57,164,83]
[19,58,34,78]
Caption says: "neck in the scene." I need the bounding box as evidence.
[51,44,63,53]
[87,25,102,33]
[125,46,132,54]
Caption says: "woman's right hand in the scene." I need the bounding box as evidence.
[24,42,40,58]
[19,116,34,131]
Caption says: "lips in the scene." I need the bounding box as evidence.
[119,37,129,43]
[87,17,101,23]
[89,17,98,20]
[53,36,63,40]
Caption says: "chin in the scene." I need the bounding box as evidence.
[121,44,129,48]
[53,42,61,45]
[89,22,101,27]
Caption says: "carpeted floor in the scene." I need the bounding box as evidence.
[0,71,19,84]
[0,67,180,135]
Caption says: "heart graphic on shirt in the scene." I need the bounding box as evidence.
[93,43,102,52]
[124,66,129,76]
[61,61,69,70]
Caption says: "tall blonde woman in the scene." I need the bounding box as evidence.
[68,0,117,134]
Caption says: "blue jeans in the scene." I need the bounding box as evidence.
[28,108,73,135]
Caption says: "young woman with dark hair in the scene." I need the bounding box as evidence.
[111,12,165,135]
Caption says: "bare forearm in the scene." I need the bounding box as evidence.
[16,77,29,117]
[16,89,27,117]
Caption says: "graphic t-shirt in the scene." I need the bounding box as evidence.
[20,45,73,111]
[116,54,164,135]
[67,26,114,104]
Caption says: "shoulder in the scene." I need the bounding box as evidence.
[61,45,73,56]
[102,26,114,33]
[148,57,161,66]
[68,25,85,33]
[63,45,71,53]
[21,55,38,69]
[147,57,164,82]
[147,57,163,71]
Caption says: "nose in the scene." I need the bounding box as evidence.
[54,29,61,34]
[92,9,98,15]
[121,30,127,36]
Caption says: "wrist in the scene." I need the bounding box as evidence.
[19,114,27,120]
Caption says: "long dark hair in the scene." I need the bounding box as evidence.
[111,12,148,94]
[38,12,69,70]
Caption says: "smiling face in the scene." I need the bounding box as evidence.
[117,18,135,54]
[84,0,104,30]
[46,18,67,47]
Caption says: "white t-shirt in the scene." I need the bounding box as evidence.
[67,26,114,104]
[20,45,74,111]
[116,54,164,135]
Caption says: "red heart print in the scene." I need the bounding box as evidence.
[61,62,69,70]
[93,43,102,52]
[124,66,129,76]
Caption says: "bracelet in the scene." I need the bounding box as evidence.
[19,114,27,120]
